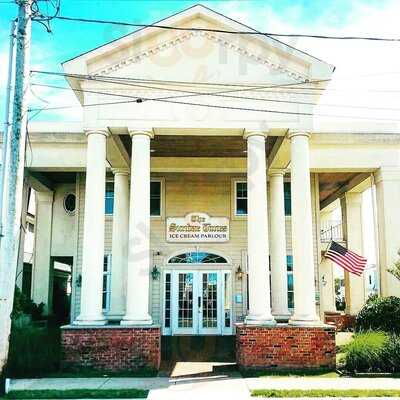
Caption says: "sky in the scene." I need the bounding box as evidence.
[1,0,400,126]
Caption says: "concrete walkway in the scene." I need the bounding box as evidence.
[9,375,400,399]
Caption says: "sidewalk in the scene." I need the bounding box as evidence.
[9,375,400,399]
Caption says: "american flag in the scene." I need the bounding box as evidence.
[325,241,367,276]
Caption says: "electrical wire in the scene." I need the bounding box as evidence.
[29,82,400,122]
[54,15,400,42]
[28,70,400,113]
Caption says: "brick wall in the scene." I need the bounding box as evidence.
[325,313,356,331]
[236,324,336,369]
[61,326,161,372]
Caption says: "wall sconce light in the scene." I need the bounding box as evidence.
[151,265,160,280]
[76,274,82,287]
[236,265,244,280]
[321,275,327,287]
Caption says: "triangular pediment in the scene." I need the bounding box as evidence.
[63,4,334,103]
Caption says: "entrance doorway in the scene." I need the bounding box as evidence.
[163,269,233,335]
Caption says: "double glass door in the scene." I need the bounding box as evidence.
[169,270,232,335]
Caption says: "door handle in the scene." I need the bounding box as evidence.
[198,296,201,308]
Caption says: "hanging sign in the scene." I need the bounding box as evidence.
[166,212,229,243]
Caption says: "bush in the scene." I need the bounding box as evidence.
[342,331,388,373]
[355,296,400,333]
[342,331,400,373]
[6,326,61,377]
[12,287,44,321]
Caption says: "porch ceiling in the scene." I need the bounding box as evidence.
[120,134,277,158]
[319,172,369,209]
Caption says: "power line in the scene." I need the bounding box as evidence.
[53,15,400,42]
[29,83,400,122]
[31,70,400,95]
[31,69,327,89]
[55,74,400,113]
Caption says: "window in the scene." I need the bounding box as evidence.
[235,181,247,216]
[284,182,291,216]
[287,255,294,309]
[63,193,76,215]
[164,273,171,329]
[150,181,161,216]
[105,183,114,215]
[168,252,228,264]
[104,180,162,216]
[102,255,112,310]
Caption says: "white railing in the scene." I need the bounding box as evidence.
[320,220,343,243]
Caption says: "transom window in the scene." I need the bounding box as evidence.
[168,252,228,264]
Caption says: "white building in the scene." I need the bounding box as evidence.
[3,4,400,370]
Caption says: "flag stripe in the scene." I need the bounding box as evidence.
[325,241,367,276]
[326,250,364,274]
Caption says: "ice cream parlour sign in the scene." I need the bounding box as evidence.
[166,212,229,243]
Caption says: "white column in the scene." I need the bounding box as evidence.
[244,131,275,325]
[121,130,153,325]
[109,169,129,319]
[31,191,54,315]
[75,129,109,325]
[341,192,366,315]
[288,131,320,326]
[269,169,290,320]
[374,167,400,297]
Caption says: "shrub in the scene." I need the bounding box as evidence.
[342,331,388,373]
[355,296,400,333]
[6,326,61,377]
[381,334,400,373]
[12,287,44,321]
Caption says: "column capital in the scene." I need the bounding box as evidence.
[129,129,154,139]
[268,168,287,177]
[243,130,268,140]
[287,130,311,140]
[84,129,110,138]
[112,168,129,176]
[374,166,400,184]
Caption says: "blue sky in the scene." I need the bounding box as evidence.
[1,0,400,126]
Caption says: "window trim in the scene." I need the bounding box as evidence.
[231,178,247,219]
[150,178,165,219]
[63,192,76,216]
[102,254,112,312]
[105,181,114,216]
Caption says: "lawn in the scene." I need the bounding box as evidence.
[4,389,149,399]
[251,389,400,397]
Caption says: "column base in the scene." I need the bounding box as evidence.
[73,315,107,326]
[245,314,276,326]
[272,312,291,322]
[289,314,323,327]
[120,314,153,326]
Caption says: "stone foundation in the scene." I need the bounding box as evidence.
[61,325,161,372]
[325,312,356,331]
[236,324,336,369]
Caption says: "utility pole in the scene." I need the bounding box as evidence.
[0,19,17,243]
[0,0,32,381]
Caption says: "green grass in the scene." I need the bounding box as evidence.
[251,389,400,397]
[4,389,149,399]
[240,368,339,378]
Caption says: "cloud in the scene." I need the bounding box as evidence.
[205,0,400,131]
